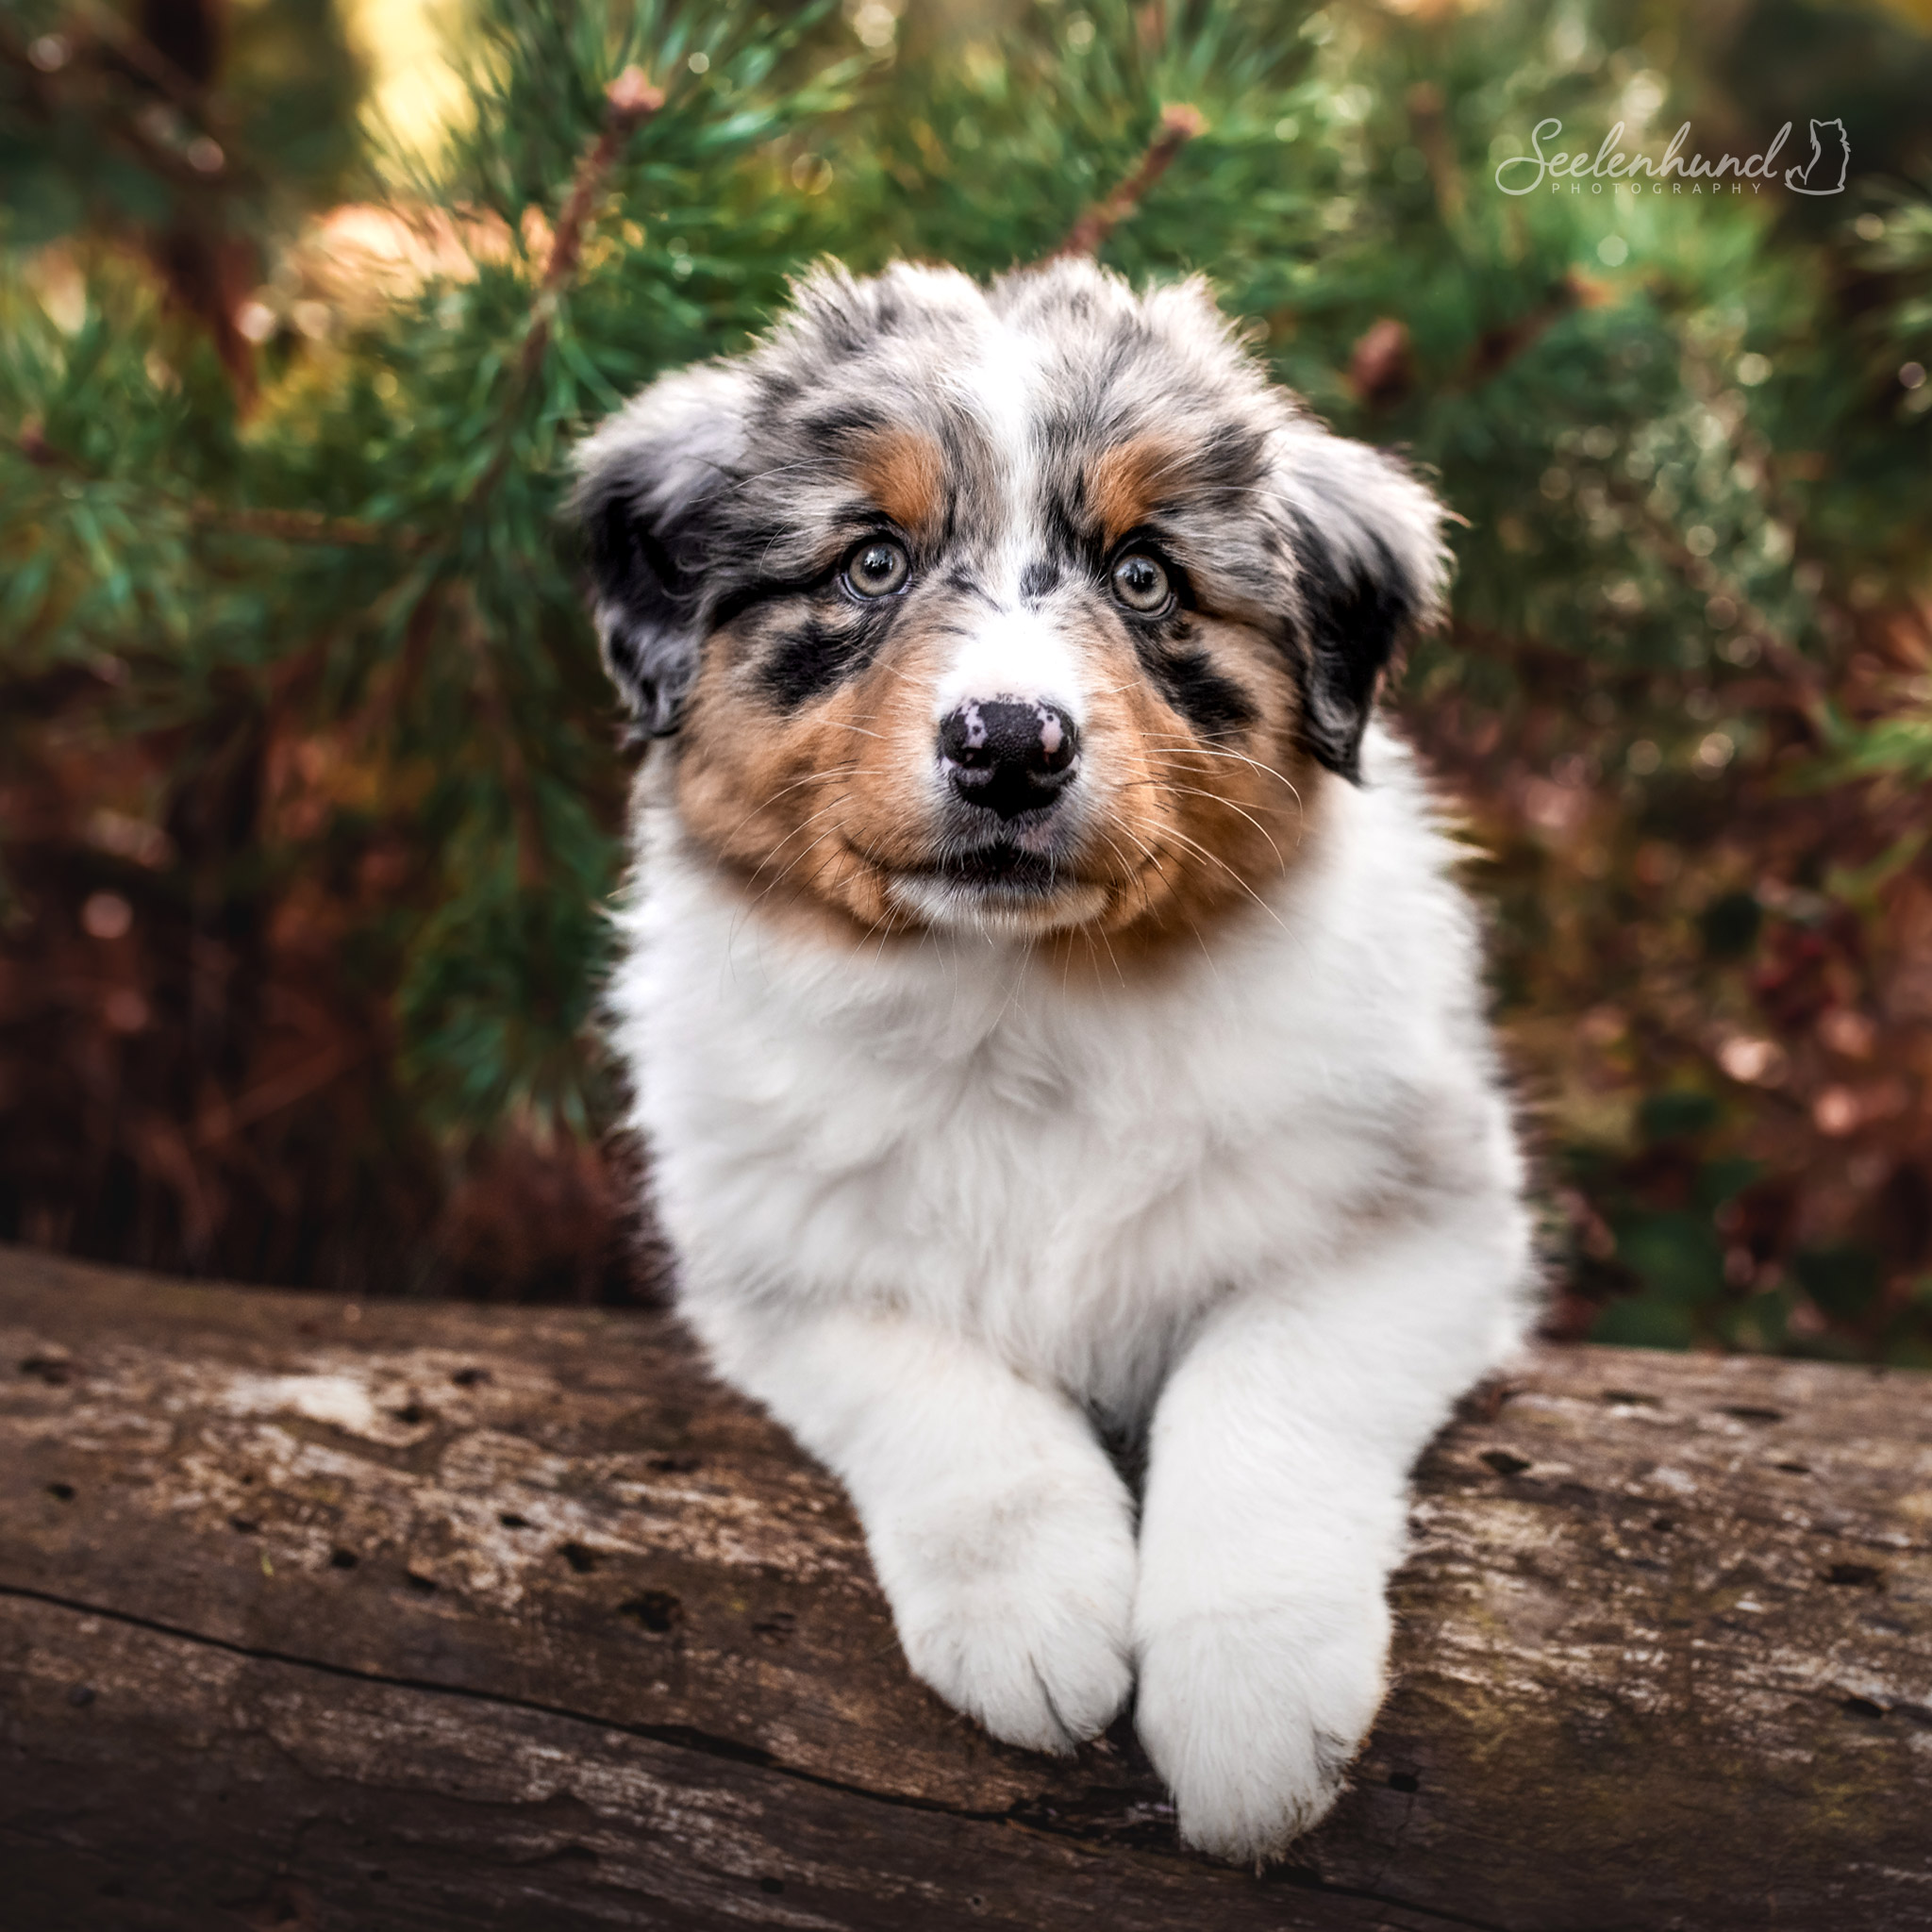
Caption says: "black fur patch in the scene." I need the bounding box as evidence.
[803,402,891,445]
[1039,490,1108,578]
[759,612,888,709]
[1284,511,1412,781]
[1136,639,1259,736]
[583,488,713,736]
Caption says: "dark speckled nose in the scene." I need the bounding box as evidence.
[939,697,1080,821]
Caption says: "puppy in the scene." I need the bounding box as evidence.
[574,258,1532,1863]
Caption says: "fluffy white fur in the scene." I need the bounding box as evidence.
[576,258,1536,1863]
[608,723,1532,1860]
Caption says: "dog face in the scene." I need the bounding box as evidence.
[575,259,1444,953]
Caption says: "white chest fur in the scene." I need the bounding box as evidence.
[607,727,1524,1424]
[576,258,1530,1864]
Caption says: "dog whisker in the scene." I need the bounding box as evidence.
[1142,740,1307,808]
[716,761,864,846]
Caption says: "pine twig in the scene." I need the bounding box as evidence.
[205,506,413,547]
[465,64,664,514]
[533,67,666,320]
[1048,103,1206,260]
[455,588,549,892]
[1455,275,1587,391]
[194,1042,360,1149]
[74,0,225,126]
[426,63,665,899]
[1404,82,1463,227]
[1625,491,1827,725]
[375,68,664,899]
[0,14,240,188]
[6,424,417,549]
[8,423,83,474]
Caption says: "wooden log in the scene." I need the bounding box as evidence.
[1,1242,1928,1931]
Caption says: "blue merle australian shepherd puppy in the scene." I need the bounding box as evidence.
[574,258,1533,1863]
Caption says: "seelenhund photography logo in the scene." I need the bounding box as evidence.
[1495,116,1852,198]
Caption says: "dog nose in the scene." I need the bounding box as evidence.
[939,697,1080,820]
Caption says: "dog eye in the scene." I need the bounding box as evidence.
[843,538,910,599]
[1110,552,1172,614]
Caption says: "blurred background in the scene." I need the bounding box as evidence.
[2,0,1928,1359]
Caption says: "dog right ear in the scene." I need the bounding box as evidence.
[572,363,750,737]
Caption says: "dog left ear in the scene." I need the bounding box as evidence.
[572,363,751,737]
[1272,432,1448,781]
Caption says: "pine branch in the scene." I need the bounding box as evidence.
[535,66,665,308]
[208,507,411,548]
[74,0,225,127]
[1048,103,1205,261]
[1405,82,1463,227]
[413,65,669,904]
[455,588,548,892]
[463,65,664,516]
[1460,275,1587,389]
[1347,276,1589,413]
[0,14,238,191]
[1622,490,1827,724]
[195,1042,360,1148]
[5,425,417,549]
[1,8,269,399]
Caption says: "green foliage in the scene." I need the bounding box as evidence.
[2,0,1929,1333]
[0,0,363,245]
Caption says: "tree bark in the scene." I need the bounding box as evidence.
[1,1242,1928,1931]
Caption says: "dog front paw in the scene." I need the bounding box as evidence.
[875,1481,1137,1755]
[1135,1592,1391,1863]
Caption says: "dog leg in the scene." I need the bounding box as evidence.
[1133,1206,1526,1861]
[693,1300,1138,1753]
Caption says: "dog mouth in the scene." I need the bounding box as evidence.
[866,834,1115,932]
[914,841,1072,896]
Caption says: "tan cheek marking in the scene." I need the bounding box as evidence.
[671,612,955,946]
[1089,437,1186,544]
[856,428,946,538]
[673,601,1323,969]
[672,633,828,885]
[1055,615,1320,971]
[815,620,954,875]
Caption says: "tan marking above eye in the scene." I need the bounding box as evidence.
[1089,436,1187,545]
[854,427,946,537]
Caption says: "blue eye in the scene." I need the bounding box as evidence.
[1111,552,1172,613]
[844,538,910,598]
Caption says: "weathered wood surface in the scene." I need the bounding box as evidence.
[0,1244,1928,1932]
